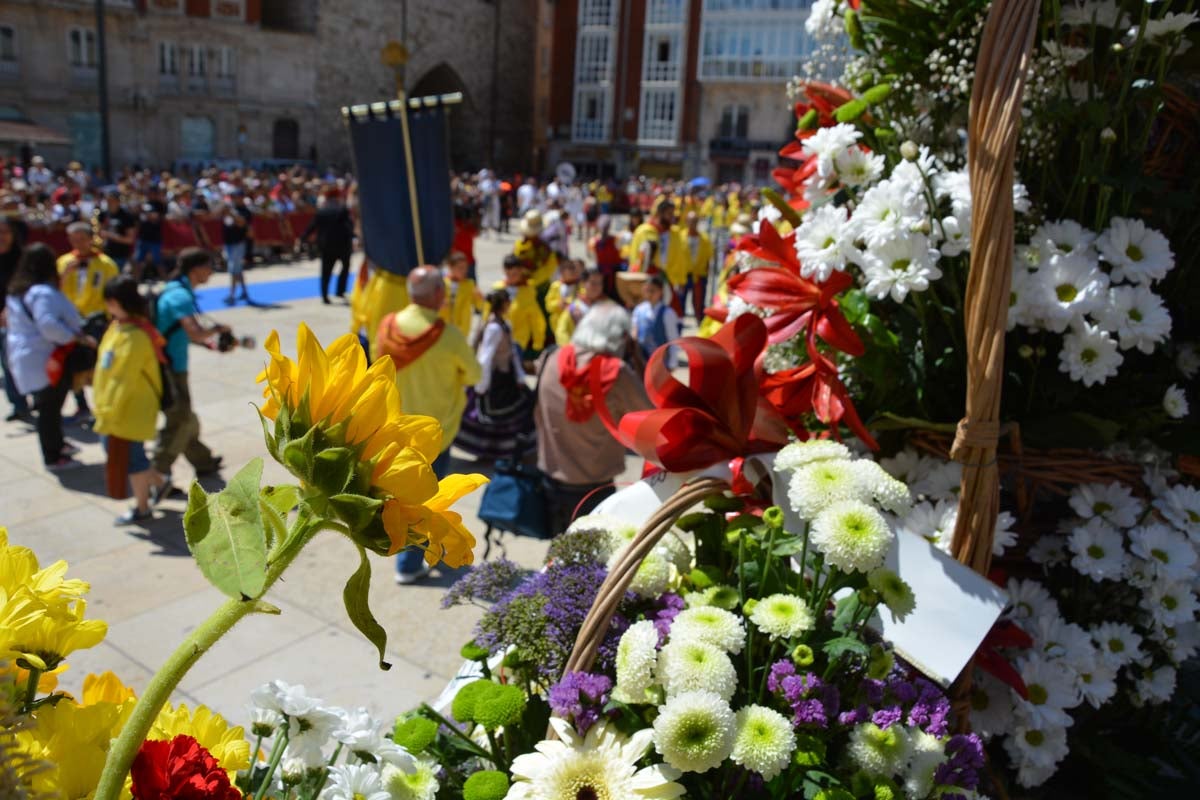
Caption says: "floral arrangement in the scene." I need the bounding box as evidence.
[397,439,1005,800]
[731,0,1199,450]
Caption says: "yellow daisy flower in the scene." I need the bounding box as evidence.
[17,700,130,800]
[81,670,137,707]
[151,702,251,776]
[0,594,107,671]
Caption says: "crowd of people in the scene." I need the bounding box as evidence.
[1,153,766,583]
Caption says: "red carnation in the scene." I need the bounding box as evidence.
[130,734,242,800]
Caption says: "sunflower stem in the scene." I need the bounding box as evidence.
[20,667,41,714]
[95,517,323,800]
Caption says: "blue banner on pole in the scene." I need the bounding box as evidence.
[346,103,453,276]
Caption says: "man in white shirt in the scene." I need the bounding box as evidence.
[516,177,537,216]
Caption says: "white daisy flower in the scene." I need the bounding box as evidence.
[993,511,1019,557]
[793,204,852,282]
[247,705,281,737]
[802,123,863,180]
[656,638,737,701]
[932,168,972,219]
[1013,656,1078,728]
[878,448,932,486]
[509,718,684,800]
[848,180,928,248]
[1095,217,1174,284]
[321,764,389,800]
[938,214,970,257]
[1067,518,1128,582]
[1067,481,1144,528]
[1130,524,1196,582]
[894,499,958,555]
[1095,285,1171,353]
[811,499,895,573]
[749,593,816,639]
[1090,621,1143,669]
[1015,243,1046,271]
[382,757,440,800]
[1177,342,1200,379]
[1154,484,1200,540]
[1161,621,1200,665]
[1076,660,1119,709]
[333,707,416,771]
[775,439,852,472]
[1134,665,1177,705]
[1058,321,1123,386]
[1004,722,1069,780]
[251,680,324,718]
[1036,252,1108,332]
[730,705,796,781]
[669,606,747,655]
[834,146,885,188]
[857,234,944,303]
[1028,534,1069,568]
[968,669,1018,740]
[1059,1,1129,28]
[1033,219,1096,260]
[1141,580,1199,628]
[1042,41,1090,66]
[652,690,736,774]
[1145,12,1199,42]
[612,620,661,704]
[1163,384,1189,420]
[757,203,783,226]
[911,460,962,501]
[1006,578,1060,623]
[847,722,912,779]
[1008,265,1045,331]
[1030,615,1096,677]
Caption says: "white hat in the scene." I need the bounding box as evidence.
[519,210,544,237]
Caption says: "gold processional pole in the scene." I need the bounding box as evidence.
[381,41,425,266]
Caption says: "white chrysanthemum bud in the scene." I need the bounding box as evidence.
[900,140,920,161]
[1100,127,1117,144]
[775,439,852,472]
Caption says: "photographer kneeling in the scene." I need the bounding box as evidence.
[152,247,228,502]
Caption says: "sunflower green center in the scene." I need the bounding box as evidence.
[1056,283,1078,303]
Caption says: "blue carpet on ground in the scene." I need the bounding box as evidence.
[194,275,324,312]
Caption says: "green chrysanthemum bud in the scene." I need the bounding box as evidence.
[461,641,490,662]
[762,506,786,531]
[742,598,759,617]
[874,127,897,144]
[451,679,493,724]
[463,770,510,800]
[791,643,815,667]
[705,494,744,513]
[867,644,894,680]
[393,716,439,753]
[472,683,527,730]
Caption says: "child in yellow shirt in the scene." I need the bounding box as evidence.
[441,251,483,337]
[544,258,582,334]
[94,275,167,525]
[493,255,546,355]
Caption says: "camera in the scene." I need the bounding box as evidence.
[216,331,256,353]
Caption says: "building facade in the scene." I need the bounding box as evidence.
[0,0,537,173]
[545,0,822,183]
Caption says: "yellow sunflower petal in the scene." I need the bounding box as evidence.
[426,473,490,512]
[82,671,136,706]
[372,446,439,504]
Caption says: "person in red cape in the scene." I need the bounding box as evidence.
[130,734,241,800]
[534,302,649,536]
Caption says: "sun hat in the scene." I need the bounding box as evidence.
[518,209,544,237]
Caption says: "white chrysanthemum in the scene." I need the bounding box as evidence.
[1161,621,1200,665]
[251,679,324,718]
[615,549,672,599]
[1075,659,1118,709]
[652,690,736,774]
[1042,41,1090,66]
[835,146,885,188]
[750,593,815,639]
[811,499,894,573]
[1036,252,1108,332]
[1028,534,1069,568]
[911,460,962,501]
[1096,217,1174,284]
[905,729,948,800]
[1006,578,1060,622]
[1095,285,1171,354]
[1163,384,1189,420]
[1134,665,1177,706]
[670,606,746,655]
[775,439,852,472]
[1067,518,1127,582]
[1060,0,1128,28]
[993,511,1018,557]
[850,459,913,514]
[932,168,971,220]
[1033,219,1096,260]
[1129,524,1197,582]
[1091,621,1143,669]
[788,458,864,519]
[1014,656,1078,728]
[247,705,281,737]
[685,584,741,611]
[848,179,928,248]
[968,670,1018,740]
[1004,722,1069,783]
[508,718,685,800]
[794,204,851,282]
[857,234,944,303]
[1015,242,1047,271]
[938,214,970,257]
[382,757,439,800]
[730,705,796,781]
[1058,321,1122,386]
[656,638,737,701]
[1141,580,1199,628]
[1154,484,1200,540]
[612,620,660,703]
[321,764,389,800]
[847,722,912,778]
[1030,615,1097,677]
[1067,481,1143,528]
[801,123,863,180]
[869,568,917,621]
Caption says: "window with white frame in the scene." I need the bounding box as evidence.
[0,26,16,62]
[186,45,206,77]
[698,1,815,81]
[158,42,178,75]
[643,32,681,82]
[646,0,685,25]
[578,0,616,28]
[638,0,686,145]
[575,32,610,84]
[68,27,97,68]
[639,88,678,144]
[215,46,236,78]
[572,0,617,143]
[574,88,608,142]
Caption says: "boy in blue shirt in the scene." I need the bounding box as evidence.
[632,274,681,369]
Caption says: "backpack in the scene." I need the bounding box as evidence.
[139,285,179,411]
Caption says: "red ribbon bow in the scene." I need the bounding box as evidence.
[973,619,1034,700]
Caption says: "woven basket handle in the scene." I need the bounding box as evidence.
[950,0,1040,576]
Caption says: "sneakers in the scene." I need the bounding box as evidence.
[60,442,81,458]
[45,457,83,472]
[5,410,32,422]
[115,507,154,526]
[195,456,223,478]
[394,564,432,585]
[150,476,177,506]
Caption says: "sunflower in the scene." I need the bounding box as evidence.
[257,325,487,566]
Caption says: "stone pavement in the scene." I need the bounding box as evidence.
[0,230,645,725]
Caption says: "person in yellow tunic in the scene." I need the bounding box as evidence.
[492,255,547,355]
[58,221,120,318]
[544,258,581,336]
[440,251,484,337]
[554,267,611,345]
[513,210,559,288]
[667,211,714,320]
[629,200,675,274]
[374,265,482,583]
[93,275,167,526]
[359,266,410,363]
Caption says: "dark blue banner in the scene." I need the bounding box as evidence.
[346,103,453,276]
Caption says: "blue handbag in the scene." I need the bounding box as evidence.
[477,458,548,542]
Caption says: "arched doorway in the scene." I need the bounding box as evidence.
[411,63,480,171]
[273,118,300,159]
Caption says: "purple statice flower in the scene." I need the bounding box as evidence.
[886,676,919,704]
[767,660,796,693]
[773,667,839,729]
[442,559,529,609]
[871,706,903,729]
[860,678,885,706]
[934,733,986,793]
[906,678,952,737]
[838,706,867,726]
[549,671,613,734]
[652,592,686,641]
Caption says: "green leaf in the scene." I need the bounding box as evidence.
[344,545,392,671]
[832,593,862,632]
[772,535,806,557]
[823,636,870,660]
[258,484,300,550]
[329,493,385,535]
[862,82,892,105]
[312,447,358,497]
[281,425,316,482]
[183,459,268,601]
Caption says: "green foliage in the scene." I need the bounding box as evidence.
[343,546,391,670]
[183,458,268,601]
[460,641,490,662]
